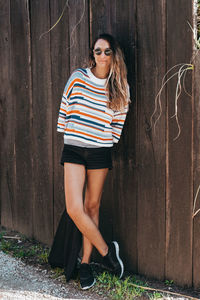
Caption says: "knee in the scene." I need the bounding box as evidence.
[66,203,83,220]
[84,201,100,217]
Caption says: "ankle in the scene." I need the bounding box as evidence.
[81,258,90,264]
[102,245,109,257]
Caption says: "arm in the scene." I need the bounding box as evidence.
[57,71,77,133]
[111,105,129,143]
[111,85,130,143]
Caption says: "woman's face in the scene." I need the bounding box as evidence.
[93,39,112,68]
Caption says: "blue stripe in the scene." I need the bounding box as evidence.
[66,120,105,132]
[74,83,105,96]
[78,68,89,77]
[66,115,106,129]
[83,89,106,100]
[70,96,106,109]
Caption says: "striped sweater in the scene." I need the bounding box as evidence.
[57,68,129,147]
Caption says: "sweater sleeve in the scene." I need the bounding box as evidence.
[57,71,77,133]
[111,85,130,143]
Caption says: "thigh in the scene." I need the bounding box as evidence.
[64,163,86,210]
[85,168,109,207]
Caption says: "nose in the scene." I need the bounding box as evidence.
[100,51,106,57]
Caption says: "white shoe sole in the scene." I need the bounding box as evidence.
[113,241,124,279]
[81,278,96,290]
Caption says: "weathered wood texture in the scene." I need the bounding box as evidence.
[165,0,193,287]
[49,0,70,234]
[29,0,54,245]
[193,54,200,289]
[0,0,14,229]
[0,0,198,288]
[136,0,166,280]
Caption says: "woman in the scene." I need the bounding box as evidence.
[57,33,130,290]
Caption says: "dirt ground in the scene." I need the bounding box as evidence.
[0,227,199,300]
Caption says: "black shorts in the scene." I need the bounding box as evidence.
[60,144,113,170]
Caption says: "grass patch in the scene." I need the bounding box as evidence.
[93,270,165,300]
[0,230,50,264]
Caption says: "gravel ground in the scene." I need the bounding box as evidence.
[0,248,198,300]
[0,251,108,300]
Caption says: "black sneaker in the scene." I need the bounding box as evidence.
[79,263,96,290]
[102,241,124,279]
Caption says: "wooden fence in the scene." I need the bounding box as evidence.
[0,0,200,288]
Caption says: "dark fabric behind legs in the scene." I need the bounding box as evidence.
[48,209,82,281]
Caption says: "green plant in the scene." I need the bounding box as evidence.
[0,231,6,240]
[95,272,148,300]
[148,291,163,299]
[0,240,13,252]
[51,267,64,279]
[38,249,50,264]
[165,279,174,285]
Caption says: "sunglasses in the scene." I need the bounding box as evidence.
[93,48,113,56]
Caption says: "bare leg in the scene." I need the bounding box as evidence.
[64,163,108,256]
[82,168,109,263]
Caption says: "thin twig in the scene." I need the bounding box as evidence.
[39,0,86,51]
[171,65,192,140]
[150,64,192,134]
[187,21,200,49]
[66,0,86,51]
[39,0,70,40]
[2,236,21,240]
[193,184,200,218]
[193,208,200,218]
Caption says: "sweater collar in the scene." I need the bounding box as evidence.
[86,68,107,85]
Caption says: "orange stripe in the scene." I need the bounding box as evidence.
[60,107,67,113]
[65,128,112,141]
[65,78,105,97]
[78,86,106,97]
[67,110,110,125]
[112,132,120,137]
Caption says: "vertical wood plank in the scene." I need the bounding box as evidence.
[193,53,200,288]
[0,0,15,229]
[30,0,53,245]
[49,0,70,237]
[7,0,33,235]
[166,0,193,286]
[68,0,90,71]
[136,0,166,279]
[111,0,138,272]
[90,0,115,42]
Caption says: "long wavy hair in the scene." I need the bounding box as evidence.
[89,33,130,111]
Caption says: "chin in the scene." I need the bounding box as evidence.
[98,62,109,66]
